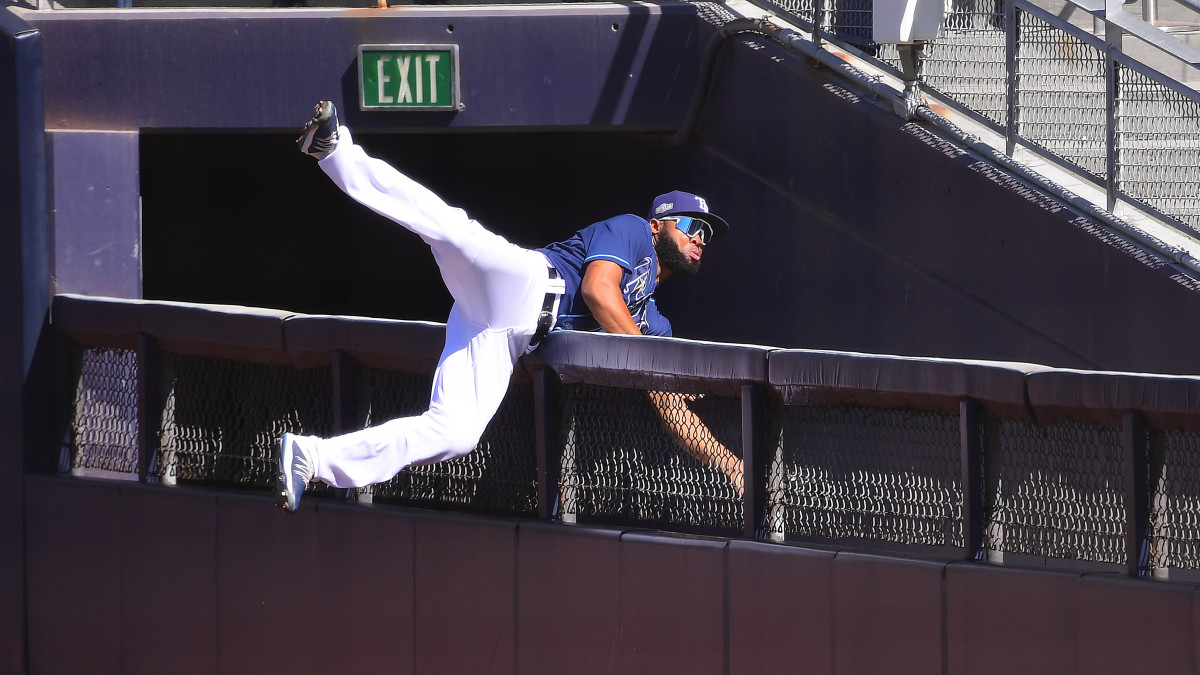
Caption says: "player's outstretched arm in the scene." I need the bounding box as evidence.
[580,261,744,496]
[647,390,745,497]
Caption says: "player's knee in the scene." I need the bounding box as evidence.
[443,428,485,459]
[428,414,486,459]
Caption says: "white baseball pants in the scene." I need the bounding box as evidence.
[306,126,560,488]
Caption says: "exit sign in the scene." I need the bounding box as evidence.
[358,44,460,111]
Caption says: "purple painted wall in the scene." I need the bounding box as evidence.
[0,10,45,673]
[657,35,1200,374]
[23,476,1200,674]
[48,130,141,298]
[23,6,706,132]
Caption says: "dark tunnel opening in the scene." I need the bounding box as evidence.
[140,131,687,322]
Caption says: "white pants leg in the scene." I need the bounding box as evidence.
[306,127,552,488]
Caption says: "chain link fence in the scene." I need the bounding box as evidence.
[766,403,964,553]
[365,371,539,516]
[1015,9,1108,179]
[1150,428,1200,574]
[765,0,876,48]
[56,324,1200,576]
[159,353,334,490]
[879,9,1009,126]
[63,339,539,512]
[1116,59,1200,230]
[559,384,744,534]
[983,418,1127,566]
[60,335,749,525]
[758,0,1200,234]
[64,344,139,477]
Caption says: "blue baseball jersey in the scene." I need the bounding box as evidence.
[538,214,672,337]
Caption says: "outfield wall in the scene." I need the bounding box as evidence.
[30,294,1200,673]
[25,476,1200,674]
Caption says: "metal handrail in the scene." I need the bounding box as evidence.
[1097,0,1200,66]
[749,0,1200,252]
[676,14,1200,276]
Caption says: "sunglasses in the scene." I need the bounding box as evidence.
[662,216,713,245]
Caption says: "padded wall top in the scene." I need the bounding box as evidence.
[283,314,446,371]
[527,330,771,395]
[1028,368,1200,429]
[768,348,1045,417]
[53,294,1200,431]
[54,293,292,360]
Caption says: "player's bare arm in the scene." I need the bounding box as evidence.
[647,391,745,496]
[580,260,643,335]
[580,253,744,497]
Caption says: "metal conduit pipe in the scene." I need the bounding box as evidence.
[674,17,1200,278]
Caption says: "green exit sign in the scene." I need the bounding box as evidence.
[358,44,461,111]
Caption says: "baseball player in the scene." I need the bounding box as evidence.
[277,100,742,513]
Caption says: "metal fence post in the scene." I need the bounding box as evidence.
[534,367,561,521]
[332,349,357,502]
[1104,13,1122,212]
[1122,411,1150,576]
[136,333,160,483]
[960,398,984,559]
[53,328,74,475]
[1142,0,1157,25]
[1146,424,1167,576]
[741,384,766,539]
[1005,0,1018,156]
[813,0,825,47]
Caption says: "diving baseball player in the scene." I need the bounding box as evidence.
[277,100,739,513]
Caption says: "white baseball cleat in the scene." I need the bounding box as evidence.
[275,432,315,514]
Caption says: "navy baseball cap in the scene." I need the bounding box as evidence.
[649,191,730,237]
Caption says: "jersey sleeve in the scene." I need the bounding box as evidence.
[580,215,650,273]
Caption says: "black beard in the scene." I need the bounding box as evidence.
[655,234,701,277]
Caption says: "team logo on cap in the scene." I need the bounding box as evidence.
[695,196,709,212]
[654,202,674,215]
